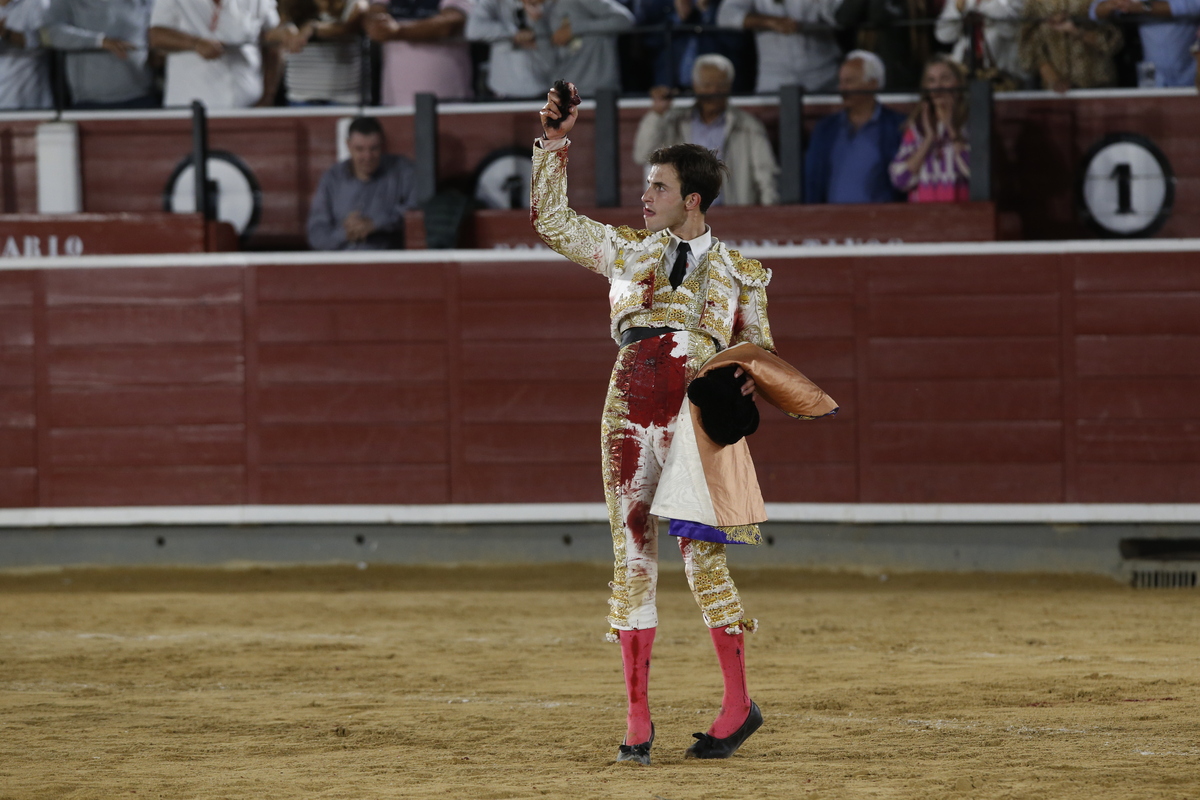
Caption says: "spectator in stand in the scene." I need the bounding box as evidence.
[466,0,553,98]
[633,53,778,204]
[41,0,156,109]
[149,0,297,108]
[1019,0,1122,91]
[805,50,905,203]
[889,55,971,202]
[633,0,747,91]
[835,0,922,91]
[0,0,51,110]
[365,0,472,106]
[717,0,842,93]
[308,116,417,250]
[1090,0,1200,86]
[542,0,635,95]
[934,0,1027,86]
[278,0,368,105]
[1193,30,1199,88]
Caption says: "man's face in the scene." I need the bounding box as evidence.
[348,131,384,180]
[641,163,691,233]
[693,65,731,117]
[838,59,878,108]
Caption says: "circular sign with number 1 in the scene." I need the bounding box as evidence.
[1078,133,1174,238]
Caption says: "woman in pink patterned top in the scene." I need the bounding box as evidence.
[888,56,970,203]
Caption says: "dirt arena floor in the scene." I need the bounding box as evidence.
[2,562,1199,799]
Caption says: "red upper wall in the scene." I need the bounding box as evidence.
[2,91,1198,247]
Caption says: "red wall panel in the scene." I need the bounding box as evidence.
[258,464,449,504]
[1,245,1199,508]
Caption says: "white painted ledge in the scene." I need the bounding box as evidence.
[2,503,1200,528]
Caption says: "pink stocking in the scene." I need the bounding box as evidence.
[619,627,656,744]
[708,625,752,739]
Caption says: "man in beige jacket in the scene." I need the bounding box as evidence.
[633,53,779,206]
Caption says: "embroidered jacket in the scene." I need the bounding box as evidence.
[530,140,776,352]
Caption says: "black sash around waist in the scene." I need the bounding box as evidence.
[619,326,723,351]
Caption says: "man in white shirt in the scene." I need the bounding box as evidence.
[149,0,296,108]
[717,0,843,93]
[0,0,52,110]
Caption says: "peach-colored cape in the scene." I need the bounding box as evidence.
[650,342,838,528]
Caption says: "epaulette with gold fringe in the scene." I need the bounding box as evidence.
[727,250,771,288]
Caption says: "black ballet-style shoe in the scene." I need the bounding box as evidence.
[616,723,654,765]
[685,702,763,759]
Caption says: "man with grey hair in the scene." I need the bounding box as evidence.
[803,49,905,204]
[633,53,779,206]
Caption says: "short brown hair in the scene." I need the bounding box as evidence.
[647,143,728,213]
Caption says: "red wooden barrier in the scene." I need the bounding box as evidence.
[0,214,237,256]
[410,203,997,249]
[1,243,1198,508]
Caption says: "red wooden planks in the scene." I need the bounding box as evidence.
[43,267,243,305]
[460,300,611,341]
[462,422,596,463]
[47,466,245,506]
[259,422,446,464]
[1077,464,1200,503]
[865,256,1061,295]
[869,421,1062,463]
[48,425,245,467]
[460,381,603,423]
[258,302,446,343]
[456,463,602,503]
[757,463,857,503]
[1077,421,1200,462]
[748,422,855,463]
[1076,336,1200,377]
[48,344,245,386]
[0,468,36,506]
[50,386,245,427]
[0,388,34,427]
[1076,294,1200,335]
[868,295,1060,337]
[260,384,449,424]
[259,464,449,504]
[462,340,616,381]
[864,464,1064,502]
[864,379,1060,421]
[257,262,445,302]
[47,305,243,345]
[0,427,35,468]
[0,307,32,347]
[869,338,1060,379]
[258,343,446,383]
[0,349,34,387]
[0,272,35,306]
[768,297,855,338]
[1077,378,1200,420]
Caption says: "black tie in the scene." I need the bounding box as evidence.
[669,242,690,289]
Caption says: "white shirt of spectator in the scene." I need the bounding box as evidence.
[151,0,281,108]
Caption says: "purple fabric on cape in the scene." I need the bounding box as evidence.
[669,518,740,544]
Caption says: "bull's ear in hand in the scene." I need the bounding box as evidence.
[545,79,581,130]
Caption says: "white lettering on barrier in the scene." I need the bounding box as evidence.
[1,235,84,258]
